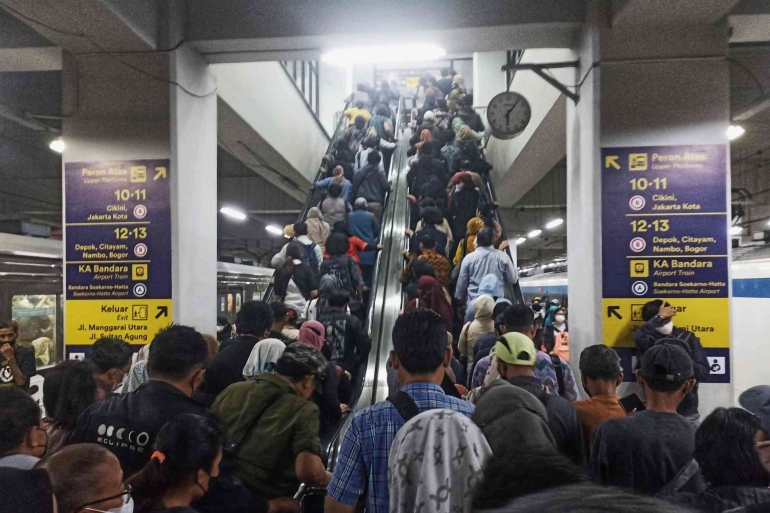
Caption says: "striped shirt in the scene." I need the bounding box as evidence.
[326,382,474,513]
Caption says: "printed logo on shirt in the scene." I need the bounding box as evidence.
[96,423,151,453]
[0,360,14,387]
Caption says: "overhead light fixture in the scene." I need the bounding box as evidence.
[545,218,564,229]
[727,125,745,141]
[219,206,247,221]
[528,229,542,238]
[729,225,743,235]
[265,224,284,236]
[321,44,446,66]
[516,237,527,245]
[49,137,65,153]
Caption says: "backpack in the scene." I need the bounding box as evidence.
[303,242,319,271]
[322,263,353,297]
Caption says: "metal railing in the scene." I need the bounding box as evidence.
[281,60,320,117]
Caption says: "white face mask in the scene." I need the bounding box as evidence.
[655,322,674,336]
[292,258,303,266]
[84,497,134,513]
[554,315,566,324]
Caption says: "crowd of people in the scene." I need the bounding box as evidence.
[2,72,770,513]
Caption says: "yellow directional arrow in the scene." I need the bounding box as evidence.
[153,166,167,181]
[605,155,620,170]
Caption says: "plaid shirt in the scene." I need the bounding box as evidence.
[326,382,474,513]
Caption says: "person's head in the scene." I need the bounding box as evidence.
[463,93,474,106]
[473,447,586,510]
[695,407,769,488]
[391,309,451,383]
[328,182,342,198]
[501,304,536,339]
[453,74,464,85]
[473,295,495,320]
[43,360,97,429]
[328,289,350,310]
[274,344,327,399]
[740,385,770,435]
[0,320,19,346]
[0,389,45,459]
[234,300,274,339]
[355,100,364,109]
[298,321,326,351]
[43,444,126,513]
[437,98,448,110]
[147,325,209,396]
[367,151,382,166]
[419,206,443,227]
[0,467,56,513]
[332,220,349,235]
[492,332,537,381]
[419,140,434,156]
[354,197,368,211]
[354,115,366,129]
[637,343,695,406]
[641,299,675,336]
[325,231,351,257]
[129,414,223,511]
[410,259,435,281]
[476,226,495,247]
[90,337,133,396]
[492,299,511,321]
[553,307,567,324]
[293,221,308,237]
[477,202,494,220]
[270,302,291,329]
[441,68,450,78]
[578,345,623,398]
[375,104,389,116]
[459,159,473,172]
[418,233,436,253]
[203,334,219,359]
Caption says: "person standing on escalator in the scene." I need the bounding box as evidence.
[352,152,390,223]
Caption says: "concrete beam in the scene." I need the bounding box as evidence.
[0,47,61,72]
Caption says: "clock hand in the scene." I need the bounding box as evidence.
[506,98,521,116]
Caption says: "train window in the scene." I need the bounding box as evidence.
[11,294,59,368]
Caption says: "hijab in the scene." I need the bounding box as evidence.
[472,380,557,455]
[388,409,492,513]
[307,206,324,220]
[464,217,485,254]
[0,468,55,513]
[416,276,453,330]
[298,321,325,350]
[242,339,286,379]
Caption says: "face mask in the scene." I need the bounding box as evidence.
[656,322,674,336]
[216,325,224,333]
[84,498,134,513]
[554,315,566,323]
[292,259,303,266]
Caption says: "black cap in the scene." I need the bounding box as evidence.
[641,343,693,382]
[739,385,770,435]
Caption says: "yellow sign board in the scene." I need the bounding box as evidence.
[602,297,729,349]
[405,76,420,88]
[65,299,172,346]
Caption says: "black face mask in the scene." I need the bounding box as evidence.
[532,304,542,311]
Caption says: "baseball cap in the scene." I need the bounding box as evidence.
[354,197,368,209]
[640,343,693,382]
[274,343,326,378]
[533,297,541,302]
[423,110,435,121]
[739,385,770,434]
[491,332,536,366]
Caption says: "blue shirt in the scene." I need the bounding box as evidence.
[326,382,474,513]
[347,210,379,266]
[315,177,353,203]
[455,246,518,302]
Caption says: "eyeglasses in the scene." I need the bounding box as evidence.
[76,483,132,512]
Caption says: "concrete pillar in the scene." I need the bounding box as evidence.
[62,48,217,358]
[568,18,733,415]
[472,51,507,111]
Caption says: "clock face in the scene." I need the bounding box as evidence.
[486,91,532,140]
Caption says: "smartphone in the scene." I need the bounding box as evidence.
[619,393,646,414]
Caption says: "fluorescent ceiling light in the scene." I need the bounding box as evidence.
[265,224,284,236]
[321,44,446,66]
[49,137,65,153]
[727,125,745,141]
[528,229,542,238]
[516,237,527,245]
[545,218,564,229]
[219,206,247,221]
[729,225,743,235]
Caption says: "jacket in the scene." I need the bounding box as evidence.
[271,235,324,271]
[458,295,495,361]
[200,336,263,398]
[317,310,371,372]
[315,176,353,203]
[352,165,391,203]
[70,380,212,475]
[455,246,518,302]
[633,317,710,416]
[319,196,350,227]
[347,210,379,266]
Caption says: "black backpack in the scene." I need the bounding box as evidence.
[303,242,319,272]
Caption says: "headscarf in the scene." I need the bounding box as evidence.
[242,339,286,379]
[0,468,55,513]
[298,321,325,351]
[472,380,557,455]
[307,206,324,220]
[416,276,453,330]
[464,217,485,254]
[389,409,491,513]
[473,294,494,320]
